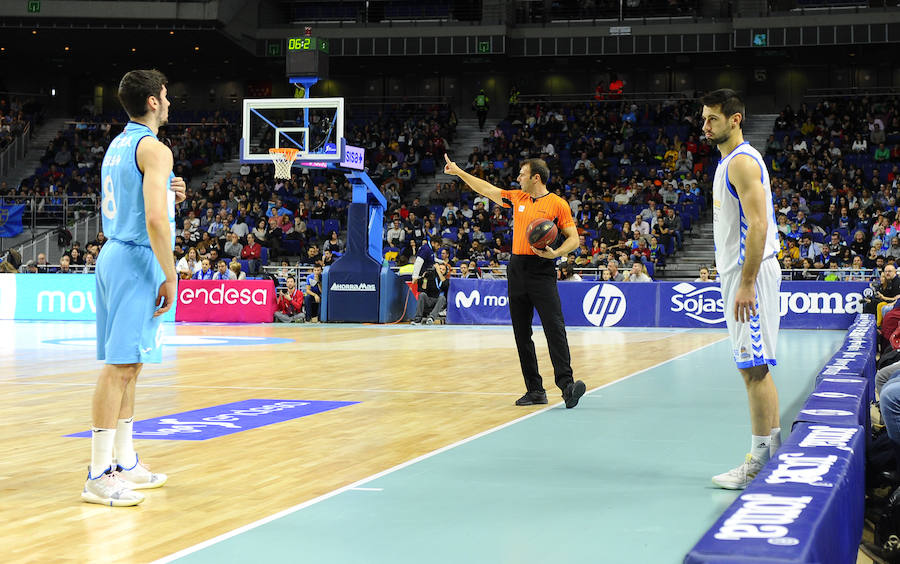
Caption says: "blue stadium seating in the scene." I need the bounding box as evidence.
[324,219,341,236]
[307,219,324,236]
[419,157,436,176]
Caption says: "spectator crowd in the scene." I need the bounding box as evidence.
[9,92,900,302]
[763,95,900,281]
[0,96,41,151]
[384,98,707,284]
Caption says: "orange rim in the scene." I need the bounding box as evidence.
[269,147,300,161]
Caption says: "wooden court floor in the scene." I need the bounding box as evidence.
[0,321,725,563]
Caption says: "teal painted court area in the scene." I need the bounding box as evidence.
[160,329,845,564]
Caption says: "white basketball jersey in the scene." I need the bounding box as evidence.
[712,141,779,276]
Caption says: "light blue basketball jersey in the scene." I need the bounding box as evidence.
[96,121,175,365]
[100,121,175,248]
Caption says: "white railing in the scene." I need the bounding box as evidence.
[0,122,31,178]
[15,212,102,264]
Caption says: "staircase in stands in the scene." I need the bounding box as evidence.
[408,116,485,203]
[655,219,715,280]
[3,117,71,189]
[743,113,778,155]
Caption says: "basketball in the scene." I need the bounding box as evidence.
[526,218,558,249]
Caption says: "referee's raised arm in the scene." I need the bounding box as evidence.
[444,153,504,206]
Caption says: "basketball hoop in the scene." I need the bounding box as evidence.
[268,147,300,179]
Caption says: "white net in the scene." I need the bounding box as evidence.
[269,148,298,179]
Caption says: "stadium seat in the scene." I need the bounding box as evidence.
[420,157,436,176]
[307,219,324,235]
[324,219,340,235]
[282,240,303,256]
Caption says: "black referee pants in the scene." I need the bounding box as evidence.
[507,254,574,394]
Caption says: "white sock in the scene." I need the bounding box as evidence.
[114,417,137,470]
[90,428,116,479]
[770,427,782,455]
[750,435,771,463]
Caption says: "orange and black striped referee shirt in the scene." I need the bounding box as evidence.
[500,190,575,256]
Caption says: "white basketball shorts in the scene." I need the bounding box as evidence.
[720,256,782,369]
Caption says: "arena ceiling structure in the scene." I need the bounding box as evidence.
[0,0,898,111]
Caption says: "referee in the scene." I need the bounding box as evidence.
[444,155,586,408]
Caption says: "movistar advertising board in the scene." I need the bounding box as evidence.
[448,280,867,329]
[0,274,176,321]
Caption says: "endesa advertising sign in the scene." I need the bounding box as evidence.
[175,280,276,323]
[447,279,868,329]
[0,273,176,321]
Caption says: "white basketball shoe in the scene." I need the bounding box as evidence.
[115,455,168,490]
[711,454,765,490]
[81,467,145,507]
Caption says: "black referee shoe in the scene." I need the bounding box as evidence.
[515,391,548,406]
[563,380,586,409]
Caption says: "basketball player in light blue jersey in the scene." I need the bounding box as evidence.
[702,89,783,490]
[82,70,186,506]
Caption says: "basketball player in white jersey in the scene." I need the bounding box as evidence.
[701,89,782,489]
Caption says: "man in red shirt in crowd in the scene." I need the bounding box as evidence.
[241,233,262,274]
[274,276,305,323]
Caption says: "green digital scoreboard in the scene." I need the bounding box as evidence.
[288,37,329,53]
[286,37,330,79]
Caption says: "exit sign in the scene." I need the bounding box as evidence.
[27,0,40,13]
[478,41,490,53]
[266,40,282,57]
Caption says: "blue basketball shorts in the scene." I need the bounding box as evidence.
[95,240,167,364]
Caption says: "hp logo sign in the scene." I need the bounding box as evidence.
[582,284,627,327]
